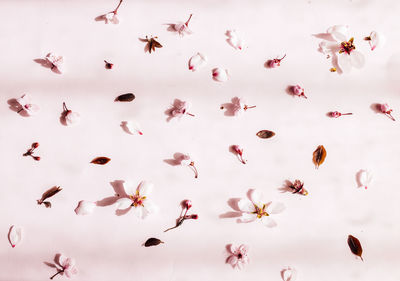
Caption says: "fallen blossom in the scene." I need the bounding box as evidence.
[365,31,385,51]
[231,145,246,164]
[50,254,78,279]
[104,60,113,69]
[291,85,307,98]
[212,68,229,82]
[16,94,40,116]
[267,54,286,68]
[178,154,198,178]
[102,0,123,24]
[173,14,193,36]
[121,120,143,135]
[226,30,245,50]
[226,244,249,269]
[62,102,80,126]
[288,180,308,195]
[169,100,195,118]
[237,189,285,227]
[74,201,96,216]
[46,53,64,73]
[329,111,353,118]
[281,266,297,281]
[165,199,198,232]
[188,53,207,71]
[115,181,158,219]
[357,169,372,189]
[140,36,163,53]
[8,225,23,248]
[380,103,395,121]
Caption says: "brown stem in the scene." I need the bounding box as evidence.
[341,113,353,116]
[186,112,195,117]
[189,162,198,178]
[50,270,64,280]
[114,0,123,13]
[239,155,246,164]
[17,108,24,113]
[279,54,286,61]
[62,102,68,112]
[244,105,256,110]
[185,14,193,26]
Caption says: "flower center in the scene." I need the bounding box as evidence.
[237,253,243,259]
[253,204,269,218]
[340,37,355,55]
[130,192,146,207]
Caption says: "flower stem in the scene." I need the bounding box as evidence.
[62,102,68,112]
[341,113,353,116]
[50,270,64,280]
[244,105,256,110]
[186,112,195,117]
[387,113,396,121]
[279,54,286,61]
[185,14,193,27]
[189,162,198,178]
[114,0,123,13]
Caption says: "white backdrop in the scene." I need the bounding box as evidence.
[1,0,399,280]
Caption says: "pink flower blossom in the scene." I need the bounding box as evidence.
[291,85,307,98]
[169,100,195,118]
[329,111,352,118]
[16,94,40,116]
[101,0,123,24]
[173,14,193,36]
[231,145,246,164]
[62,102,80,126]
[267,54,286,68]
[380,103,395,121]
[46,53,64,74]
[226,244,249,269]
[226,30,245,50]
[49,254,78,279]
[183,199,192,210]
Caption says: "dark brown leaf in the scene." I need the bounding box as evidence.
[91,157,111,165]
[313,145,327,169]
[256,130,275,139]
[144,237,164,247]
[43,201,52,208]
[115,93,135,102]
[148,37,162,53]
[37,186,62,206]
[347,235,363,261]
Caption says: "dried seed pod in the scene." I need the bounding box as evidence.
[115,93,135,102]
[313,145,326,169]
[256,130,275,139]
[347,235,363,261]
[91,157,111,165]
[37,186,62,208]
[144,237,164,247]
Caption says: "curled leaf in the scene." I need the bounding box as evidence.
[8,225,23,248]
[313,145,326,169]
[115,93,135,102]
[37,186,62,207]
[144,237,164,247]
[348,235,363,261]
[91,157,111,165]
[256,130,275,139]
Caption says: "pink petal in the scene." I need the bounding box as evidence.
[237,199,255,213]
[115,198,132,210]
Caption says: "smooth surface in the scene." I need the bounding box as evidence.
[1,0,400,280]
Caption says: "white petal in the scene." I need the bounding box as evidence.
[8,225,22,247]
[16,94,30,106]
[122,181,136,196]
[238,212,257,223]
[132,206,144,218]
[58,254,67,267]
[212,68,229,82]
[327,25,348,42]
[282,266,297,281]
[369,31,385,50]
[249,189,264,206]
[65,111,80,126]
[115,198,132,210]
[267,202,285,214]
[237,199,256,213]
[142,199,158,218]
[74,201,96,216]
[138,181,153,196]
[228,35,244,50]
[188,53,207,71]
[350,51,365,69]
[358,169,373,188]
[261,216,277,227]
[123,120,142,135]
[338,53,352,73]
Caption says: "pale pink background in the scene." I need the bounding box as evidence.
[1,0,400,280]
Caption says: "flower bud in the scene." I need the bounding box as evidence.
[183,199,192,210]
[32,142,39,148]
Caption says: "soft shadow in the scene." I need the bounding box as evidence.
[96,180,132,216]
[165,23,177,33]
[220,97,240,116]
[7,98,29,117]
[163,152,185,166]
[285,85,296,97]
[370,103,381,113]
[355,170,365,188]
[59,109,67,126]
[164,99,184,122]
[312,33,335,41]
[139,38,150,53]
[43,262,57,268]
[94,14,107,23]
[219,198,242,219]
[278,180,293,193]
[326,112,334,118]
[33,58,61,74]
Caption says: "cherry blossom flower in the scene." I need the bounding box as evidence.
[281,266,297,281]
[121,120,143,135]
[178,154,198,178]
[226,244,249,269]
[62,102,80,126]
[8,225,23,248]
[329,111,353,118]
[45,53,64,74]
[115,181,158,219]
[226,30,245,50]
[231,97,256,116]
[291,85,307,99]
[168,99,195,118]
[365,31,385,51]
[267,54,286,68]
[212,68,229,82]
[288,180,308,196]
[356,169,373,189]
[172,14,193,36]
[50,254,78,279]
[379,103,395,121]
[231,145,247,164]
[16,94,40,116]
[237,189,285,227]
[102,0,123,24]
[188,53,207,71]
[74,201,96,216]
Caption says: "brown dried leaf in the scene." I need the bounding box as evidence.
[144,237,164,247]
[313,145,326,169]
[115,93,135,102]
[256,130,275,139]
[148,37,162,53]
[37,186,62,206]
[347,235,363,261]
[91,157,111,165]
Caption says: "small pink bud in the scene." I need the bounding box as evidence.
[380,103,391,113]
[330,111,341,118]
[183,200,192,210]
[268,60,279,68]
[232,145,243,156]
[190,214,198,219]
[33,156,41,161]
[32,142,39,148]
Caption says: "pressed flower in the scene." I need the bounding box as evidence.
[288,180,308,195]
[178,154,198,178]
[228,97,256,116]
[380,103,395,121]
[45,53,64,73]
[226,30,245,50]
[165,199,198,232]
[16,94,40,116]
[329,111,353,118]
[188,53,207,71]
[212,68,229,82]
[357,169,372,189]
[74,201,96,215]
[267,54,286,68]
[140,36,163,53]
[291,85,307,99]
[231,145,246,164]
[169,100,195,118]
[173,14,193,36]
[62,102,80,126]
[23,142,41,161]
[121,120,143,135]
[281,266,297,281]
[226,244,249,269]
[8,225,23,248]
[50,254,78,279]
[115,181,158,219]
[365,31,385,51]
[237,189,285,227]
[103,0,123,24]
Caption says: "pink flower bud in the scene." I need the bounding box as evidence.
[190,214,198,219]
[183,200,192,210]
[380,103,391,113]
[232,145,243,156]
[33,156,41,161]
[330,111,341,118]
[268,59,279,68]
[32,142,39,148]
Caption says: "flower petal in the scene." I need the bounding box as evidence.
[138,181,153,196]
[74,201,96,216]
[338,53,352,73]
[282,266,297,281]
[8,225,22,248]
[123,120,142,135]
[238,212,257,223]
[249,189,264,206]
[115,198,132,210]
[142,199,158,218]
[65,111,80,126]
[122,181,136,196]
[237,199,256,213]
[261,216,277,227]
[188,53,207,71]
[350,51,365,69]
[267,201,285,214]
[227,255,238,267]
[327,25,348,42]
[212,68,229,82]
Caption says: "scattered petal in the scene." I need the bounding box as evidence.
[188,53,208,71]
[74,201,96,216]
[256,130,275,139]
[115,93,135,102]
[212,68,229,82]
[281,266,297,281]
[8,225,22,248]
[226,30,245,50]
